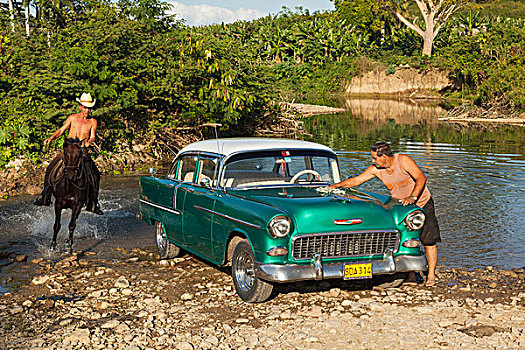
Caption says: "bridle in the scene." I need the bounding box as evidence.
[63,146,86,189]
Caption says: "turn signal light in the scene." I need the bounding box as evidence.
[402,239,421,248]
[266,247,288,256]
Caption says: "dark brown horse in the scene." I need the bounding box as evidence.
[51,138,88,253]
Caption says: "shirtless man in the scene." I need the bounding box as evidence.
[330,142,441,287]
[34,93,103,215]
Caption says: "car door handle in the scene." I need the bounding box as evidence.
[185,188,195,193]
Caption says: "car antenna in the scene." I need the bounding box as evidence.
[202,123,222,153]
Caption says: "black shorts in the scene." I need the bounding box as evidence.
[421,197,441,246]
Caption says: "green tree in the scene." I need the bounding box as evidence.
[332,0,390,35]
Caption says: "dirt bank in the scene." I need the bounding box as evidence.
[1,249,523,349]
[345,67,452,97]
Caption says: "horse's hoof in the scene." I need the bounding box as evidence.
[35,198,51,206]
[93,207,104,215]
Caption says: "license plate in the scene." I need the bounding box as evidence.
[344,262,372,280]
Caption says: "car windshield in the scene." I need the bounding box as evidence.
[221,150,340,188]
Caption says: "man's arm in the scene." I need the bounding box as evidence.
[44,116,73,146]
[84,119,97,147]
[329,165,377,189]
[399,154,427,205]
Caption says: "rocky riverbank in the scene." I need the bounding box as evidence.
[1,249,523,350]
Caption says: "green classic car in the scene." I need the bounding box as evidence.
[138,138,427,302]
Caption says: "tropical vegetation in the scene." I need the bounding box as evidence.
[0,0,524,168]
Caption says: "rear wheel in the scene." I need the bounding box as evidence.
[155,221,181,259]
[231,240,273,303]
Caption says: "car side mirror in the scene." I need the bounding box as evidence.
[149,167,157,176]
[200,177,212,188]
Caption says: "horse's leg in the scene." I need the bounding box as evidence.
[67,206,82,254]
[51,204,62,251]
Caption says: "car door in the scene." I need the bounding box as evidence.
[181,155,220,261]
[162,154,198,247]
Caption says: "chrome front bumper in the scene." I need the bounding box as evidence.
[256,251,428,283]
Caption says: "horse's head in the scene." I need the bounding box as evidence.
[63,138,83,181]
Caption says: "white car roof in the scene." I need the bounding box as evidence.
[177,138,334,157]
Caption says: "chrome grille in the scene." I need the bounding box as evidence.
[292,231,399,260]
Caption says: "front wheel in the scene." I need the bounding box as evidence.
[155,221,182,259]
[231,240,273,303]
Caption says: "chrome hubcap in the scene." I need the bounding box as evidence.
[234,251,255,293]
[156,223,166,254]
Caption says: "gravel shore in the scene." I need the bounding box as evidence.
[1,249,523,350]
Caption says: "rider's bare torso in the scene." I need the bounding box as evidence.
[68,114,97,147]
[45,105,98,148]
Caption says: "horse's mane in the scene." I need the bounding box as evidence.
[63,138,82,147]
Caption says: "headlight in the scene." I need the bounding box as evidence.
[404,210,425,231]
[268,216,291,238]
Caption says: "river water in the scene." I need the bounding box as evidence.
[0,99,524,293]
[304,98,525,269]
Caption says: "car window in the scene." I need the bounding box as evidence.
[177,155,198,182]
[167,159,178,179]
[198,156,219,186]
[221,153,339,188]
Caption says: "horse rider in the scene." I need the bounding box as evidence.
[34,92,104,215]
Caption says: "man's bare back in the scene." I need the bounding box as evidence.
[44,105,98,147]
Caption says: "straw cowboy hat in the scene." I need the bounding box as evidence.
[76,92,96,108]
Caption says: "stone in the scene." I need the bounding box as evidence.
[10,306,23,314]
[95,301,109,310]
[439,319,455,328]
[15,254,27,262]
[59,318,75,327]
[306,306,323,317]
[205,335,219,346]
[329,288,341,297]
[115,322,130,333]
[101,320,120,329]
[31,275,50,285]
[305,336,319,342]
[181,293,193,301]
[341,300,352,307]
[89,290,103,298]
[115,276,130,288]
[43,299,55,309]
[368,302,383,311]
[176,341,194,350]
[67,328,90,344]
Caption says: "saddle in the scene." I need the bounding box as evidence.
[48,156,65,190]
[48,152,96,191]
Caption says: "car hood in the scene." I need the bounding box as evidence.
[228,186,409,234]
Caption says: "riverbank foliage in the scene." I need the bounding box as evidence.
[0,0,524,167]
